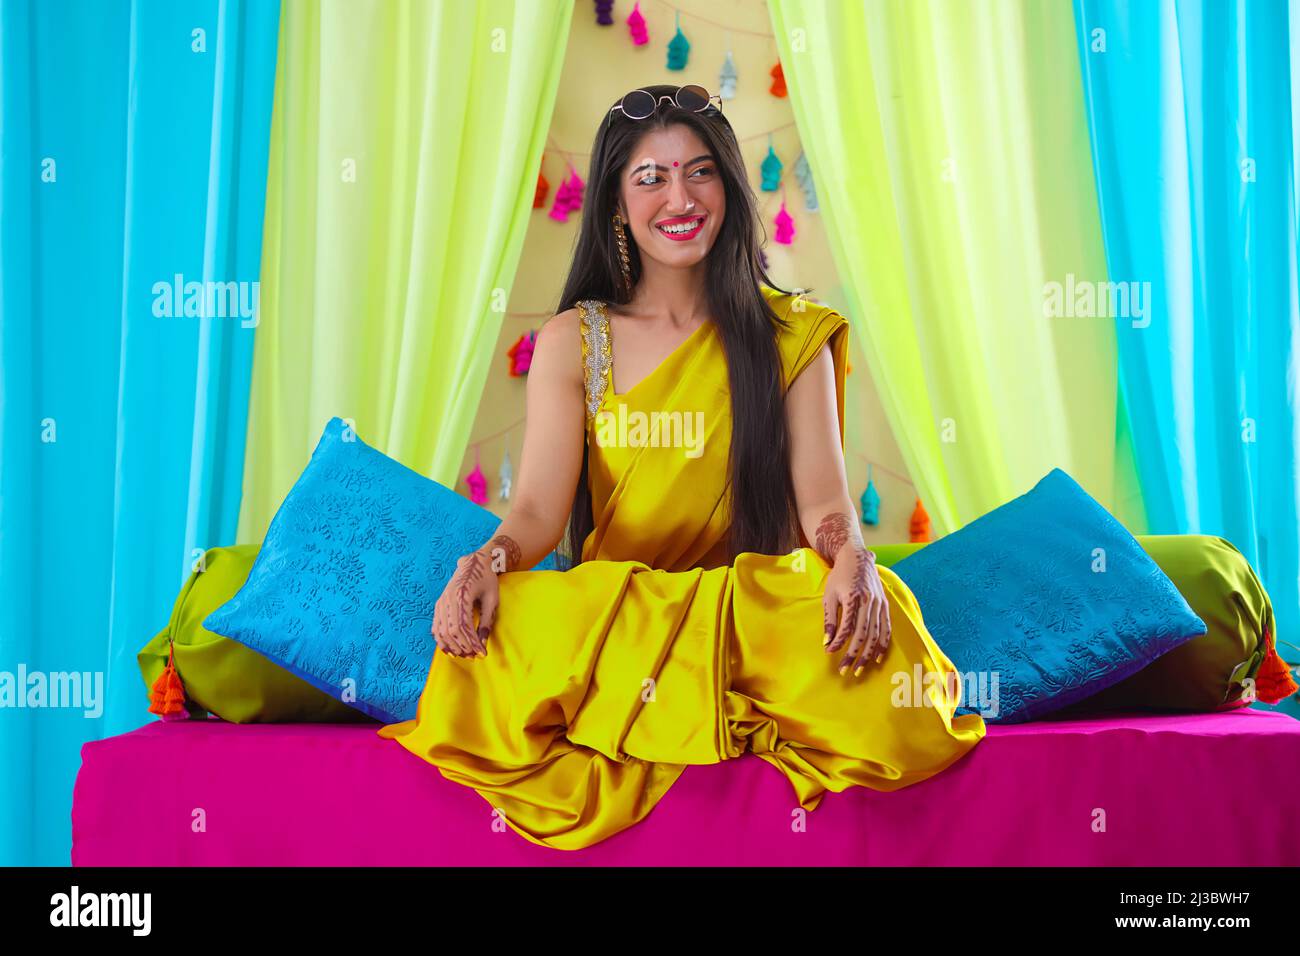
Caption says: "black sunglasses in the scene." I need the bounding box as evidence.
[607,85,723,129]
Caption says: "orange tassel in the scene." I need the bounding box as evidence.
[909,498,932,543]
[769,61,787,97]
[148,641,189,721]
[1254,622,1298,704]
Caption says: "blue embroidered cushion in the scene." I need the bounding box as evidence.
[204,417,560,723]
[891,467,1206,723]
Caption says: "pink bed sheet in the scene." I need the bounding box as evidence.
[71,708,1300,866]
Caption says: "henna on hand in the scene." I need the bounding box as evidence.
[815,510,886,675]
[828,550,890,676]
[446,551,489,657]
[830,546,872,667]
[481,534,522,574]
[828,579,863,654]
[813,511,862,565]
[827,545,871,647]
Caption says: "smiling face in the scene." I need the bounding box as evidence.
[616,124,725,272]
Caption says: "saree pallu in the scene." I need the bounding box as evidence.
[378,287,986,849]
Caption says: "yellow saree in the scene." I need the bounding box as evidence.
[377,285,986,850]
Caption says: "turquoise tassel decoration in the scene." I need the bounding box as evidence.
[667,12,689,70]
[860,465,881,525]
[760,137,782,191]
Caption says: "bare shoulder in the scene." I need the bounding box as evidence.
[532,307,584,387]
[541,305,581,336]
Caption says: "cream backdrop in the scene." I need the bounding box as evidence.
[466,0,923,545]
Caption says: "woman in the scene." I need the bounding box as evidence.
[378,84,985,850]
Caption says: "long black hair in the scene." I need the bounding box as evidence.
[556,83,810,567]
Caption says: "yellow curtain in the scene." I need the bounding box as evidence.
[237,0,574,541]
[768,0,1144,533]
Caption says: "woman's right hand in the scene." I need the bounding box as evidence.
[432,549,499,659]
[425,303,588,660]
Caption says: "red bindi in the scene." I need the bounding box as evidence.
[672,161,678,167]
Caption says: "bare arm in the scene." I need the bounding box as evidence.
[468,308,587,573]
[785,341,890,674]
[786,342,863,561]
[436,310,587,658]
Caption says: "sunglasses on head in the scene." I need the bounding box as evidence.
[607,85,723,129]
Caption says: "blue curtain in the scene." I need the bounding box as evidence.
[0,0,279,865]
[1073,0,1300,715]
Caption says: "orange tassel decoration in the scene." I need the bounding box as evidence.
[1254,621,1298,704]
[909,497,932,542]
[769,61,787,97]
[148,640,189,721]
[533,169,549,209]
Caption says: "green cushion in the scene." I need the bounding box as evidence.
[138,545,374,723]
[870,534,1270,713]
[869,543,930,569]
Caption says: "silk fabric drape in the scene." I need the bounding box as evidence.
[0,0,279,864]
[1073,0,1300,709]
[767,0,1144,534]
[378,290,986,849]
[235,0,575,542]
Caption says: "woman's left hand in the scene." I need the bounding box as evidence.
[823,546,891,676]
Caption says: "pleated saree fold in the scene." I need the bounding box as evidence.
[378,287,985,849]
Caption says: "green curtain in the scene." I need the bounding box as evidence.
[769,0,1145,534]
[237,0,573,542]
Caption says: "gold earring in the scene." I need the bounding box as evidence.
[612,212,632,292]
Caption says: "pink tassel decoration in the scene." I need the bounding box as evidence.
[627,1,649,46]
[773,199,795,244]
[548,168,586,224]
[507,331,536,376]
[465,449,488,504]
[548,174,572,223]
[564,169,585,214]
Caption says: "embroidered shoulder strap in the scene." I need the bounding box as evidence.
[577,299,612,427]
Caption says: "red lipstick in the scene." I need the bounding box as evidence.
[654,213,706,241]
